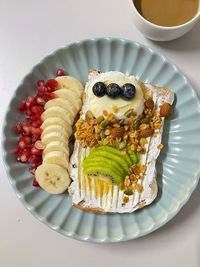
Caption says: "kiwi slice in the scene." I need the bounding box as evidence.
[89,150,129,174]
[83,164,123,184]
[135,151,140,163]
[83,157,125,177]
[91,146,132,167]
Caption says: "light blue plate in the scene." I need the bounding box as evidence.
[2,38,200,242]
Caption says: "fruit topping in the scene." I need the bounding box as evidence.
[56,69,65,77]
[106,83,121,98]
[46,79,58,90]
[83,145,140,186]
[121,83,136,100]
[35,164,70,194]
[14,71,59,186]
[92,82,106,97]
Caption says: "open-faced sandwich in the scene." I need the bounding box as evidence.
[68,69,174,213]
[14,68,174,214]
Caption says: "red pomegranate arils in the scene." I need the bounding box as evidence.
[36,96,46,106]
[34,161,42,167]
[29,155,42,164]
[44,92,55,100]
[19,136,31,149]
[18,100,26,111]
[20,149,31,163]
[37,85,47,97]
[31,106,44,114]
[22,125,32,136]
[56,69,65,77]
[31,127,42,135]
[26,96,36,108]
[14,146,23,156]
[15,70,66,187]
[46,79,58,90]
[32,178,40,187]
[31,119,42,128]
[15,122,23,134]
[37,80,45,87]
[31,113,41,121]
[31,147,43,156]
[31,134,40,144]
[24,108,33,116]
[22,118,31,127]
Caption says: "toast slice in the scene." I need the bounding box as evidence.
[68,70,174,213]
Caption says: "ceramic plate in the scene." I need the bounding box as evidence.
[2,38,200,242]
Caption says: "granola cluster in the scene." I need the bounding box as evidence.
[75,99,162,155]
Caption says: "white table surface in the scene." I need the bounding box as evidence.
[0,0,200,266]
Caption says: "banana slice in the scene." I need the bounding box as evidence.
[43,141,69,156]
[35,164,70,194]
[41,131,69,145]
[44,98,77,116]
[41,125,71,140]
[43,151,69,168]
[54,89,82,111]
[41,106,74,125]
[41,117,70,130]
[55,76,84,97]
[54,88,79,100]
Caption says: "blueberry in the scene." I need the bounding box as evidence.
[92,82,106,97]
[121,83,136,100]
[106,83,121,98]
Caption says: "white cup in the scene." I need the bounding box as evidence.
[129,0,200,41]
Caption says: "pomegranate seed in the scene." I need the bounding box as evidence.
[22,118,31,127]
[46,79,58,90]
[31,106,44,115]
[26,96,36,108]
[15,122,23,134]
[37,80,45,87]
[25,108,32,116]
[34,161,42,167]
[19,136,31,143]
[32,178,39,187]
[56,69,65,77]
[29,155,42,164]
[14,146,23,156]
[36,96,46,106]
[30,113,41,121]
[20,149,31,163]
[31,127,42,135]
[31,134,40,143]
[37,86,47,97]
[44,92,55,100]
[18,100,26,111]
[31,147,43,156]
[34,140,45,150]
[19,136,31,149]
[29,166,36,175]
[31,119,42,128]
[22,125,31,136]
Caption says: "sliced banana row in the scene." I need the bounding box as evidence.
[36,76,84,194]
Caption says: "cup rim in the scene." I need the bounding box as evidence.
[129,0,200,29]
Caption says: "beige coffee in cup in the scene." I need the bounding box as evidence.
[134,0,199,27]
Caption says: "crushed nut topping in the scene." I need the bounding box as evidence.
[75,99,162,154]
